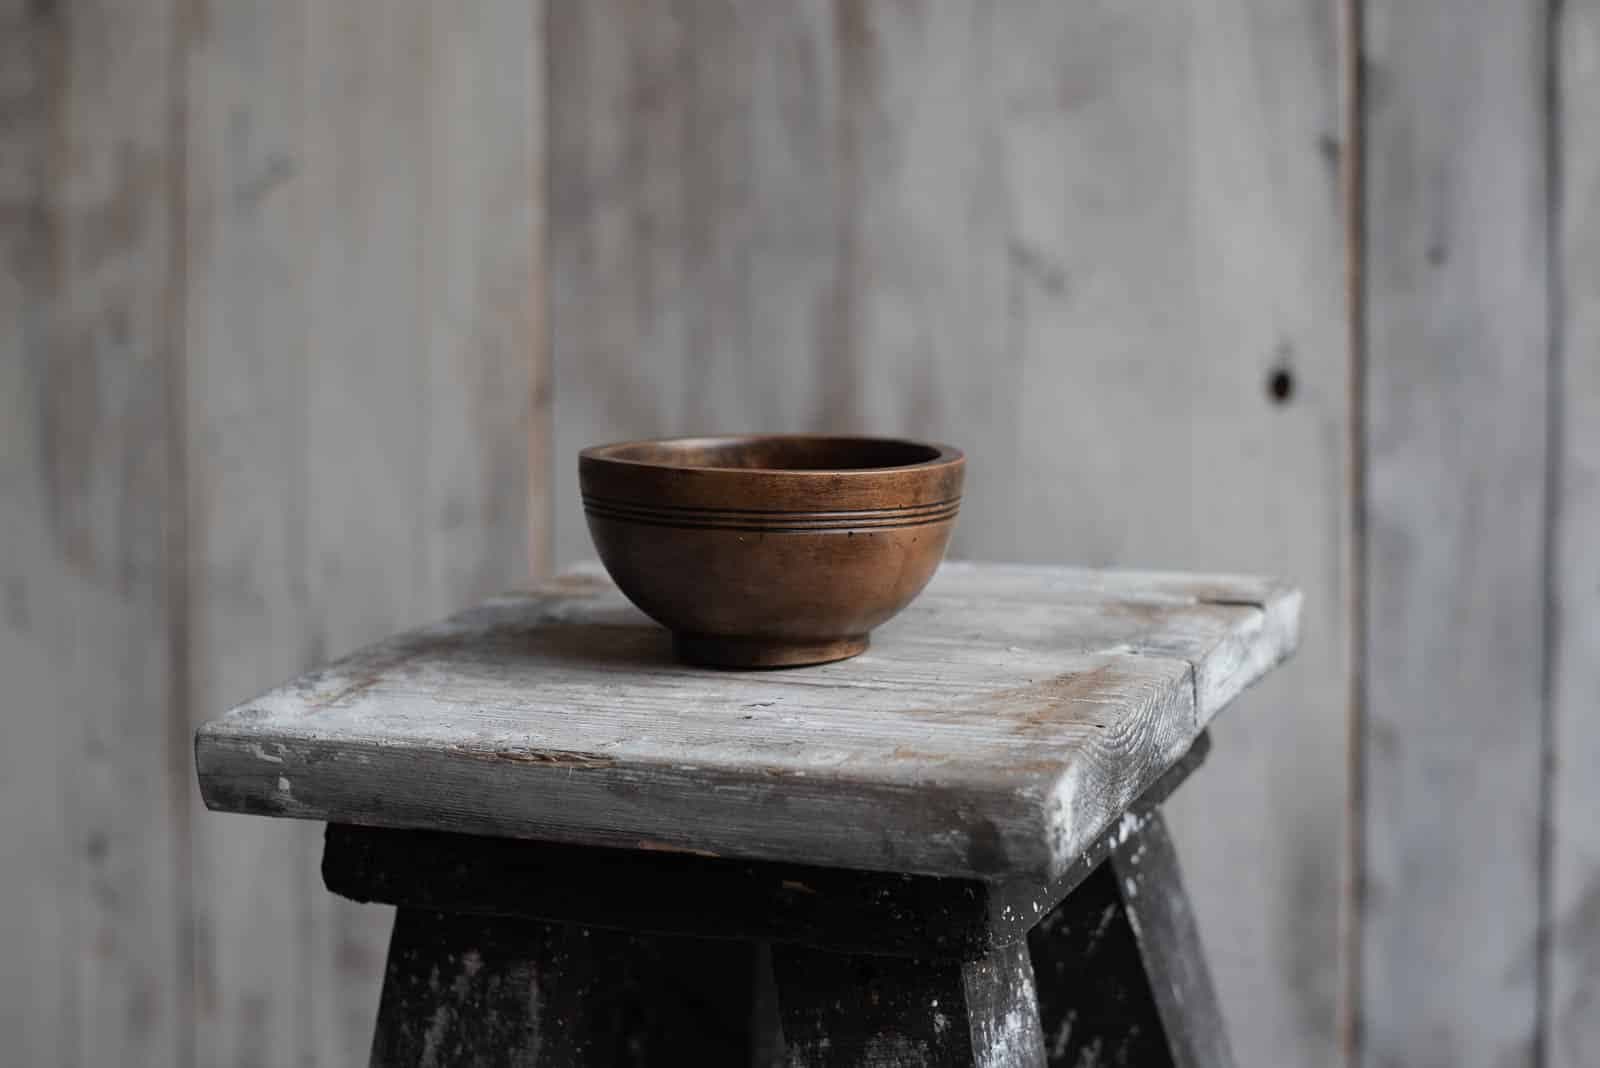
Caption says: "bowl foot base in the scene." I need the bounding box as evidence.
[672,633,869,669]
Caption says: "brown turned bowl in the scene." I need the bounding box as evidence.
[579,435,964,668]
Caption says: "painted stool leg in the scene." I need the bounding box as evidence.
[369,908,756,1066]
[1029,812,1235,1067]
[772,940,1046,1066]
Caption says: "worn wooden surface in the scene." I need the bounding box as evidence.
[0,1,189,1063]
[198,563,1296,881]
[548,2,1348,1060]
[1551,4,1600,1064]
[322,734,1209,962]
[1031,814,1233,1067]
[1361,4,1550,1064]
[182,3,541,1065]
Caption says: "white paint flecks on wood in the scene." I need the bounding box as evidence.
[0,1,188,1064]
[548,1,1348,1060]
[196,564,1299,882]
[1362,4,1550,1064]
[1551,4,1600,1064]
[183,1,540,1064]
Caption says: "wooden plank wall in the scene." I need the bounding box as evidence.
[185,2,542,1064]
[1551,3,1600,1066]
[0,1,542,1064]
[6,0,1599,1064]
[548,3,1349,1064]
[1360,4,1552,1065]
[1,1,188,1063]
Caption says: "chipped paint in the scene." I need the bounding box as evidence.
[1111,809,1145,847]
[976,1006,1040,1068]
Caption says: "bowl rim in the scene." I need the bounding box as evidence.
[579,434,964,477]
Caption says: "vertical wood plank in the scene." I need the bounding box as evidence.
[185,1,541,1063]
[1361,3,1550,1063]
[184,2,347,1062]
[547,0,736,567]
[548,1,1016,569]
[1338,0,1365,1057]
[0,0,188,1063]
[421,0,547,597]
[993,7,1349,1060]
[1550,2,1600,1064]
[0,9,75,1060]
[548,3,1347,1062]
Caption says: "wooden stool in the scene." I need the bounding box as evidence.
[197,563,1298,1066]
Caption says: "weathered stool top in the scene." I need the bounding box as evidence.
[196,562,1298,882]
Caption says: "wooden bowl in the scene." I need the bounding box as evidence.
[579,435,964,668]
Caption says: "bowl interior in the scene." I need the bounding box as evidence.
[585,436,948,472]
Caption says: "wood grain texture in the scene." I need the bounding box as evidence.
[197,563,1297,882]
[1550,4,1600,1064]
[0,0,189,1063]
[183,1,540,1063]
[1362,3,1550,1064]
[548,2,1347,1059]
[579,435,964,667]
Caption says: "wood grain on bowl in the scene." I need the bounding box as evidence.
[578,436,964,667]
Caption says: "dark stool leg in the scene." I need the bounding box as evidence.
[370,908,757,1066]
[1029,812,1235,1067]
[772,940,1046,1066]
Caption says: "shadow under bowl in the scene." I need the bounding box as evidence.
[578,435,965,668]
